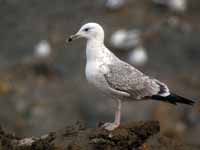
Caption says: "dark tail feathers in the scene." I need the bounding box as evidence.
[151,93,195,106]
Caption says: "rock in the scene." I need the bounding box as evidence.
[0,121,199,150]
[0,121,159,150]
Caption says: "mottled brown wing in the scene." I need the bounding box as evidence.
[104,61,161,99]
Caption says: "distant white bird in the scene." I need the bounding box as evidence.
[110,29,141,50]
[34,40,51,59]
[67,22,194,131]
[169,0,187,12]
[152,0,187,13]
[105,0,126,10]
[128,46,148,66]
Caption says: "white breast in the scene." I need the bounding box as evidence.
[85,61,98,82]
[85,60,110,92]
[85,40,113,91]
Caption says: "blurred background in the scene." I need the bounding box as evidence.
[0,0,199,146]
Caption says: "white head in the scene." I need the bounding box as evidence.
[68,22,105,43]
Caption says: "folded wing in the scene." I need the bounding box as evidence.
[104,61,168,100]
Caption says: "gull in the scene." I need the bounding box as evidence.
[105,0,126,11]
[152,0,187,13]
[110,29,141,50]
[128,46,148,66]
[67,22,194,131]
[34,40,51,59]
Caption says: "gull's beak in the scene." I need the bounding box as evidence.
[67,33,81,43]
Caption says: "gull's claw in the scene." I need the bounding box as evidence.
[101,122,119,131]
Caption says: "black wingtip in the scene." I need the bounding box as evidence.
[151,93,195,106]
[170,93,195,106]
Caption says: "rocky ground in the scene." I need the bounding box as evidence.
[0,0,199,149]
[1,121,199,150]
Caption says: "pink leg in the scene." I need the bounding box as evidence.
[114,99,121,126]
[102,99,122,131]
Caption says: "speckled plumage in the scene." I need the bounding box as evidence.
[104,61,163,100]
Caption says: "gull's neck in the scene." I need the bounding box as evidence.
[86,38,110,61]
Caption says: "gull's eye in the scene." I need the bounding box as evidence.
[84,28,90,32]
